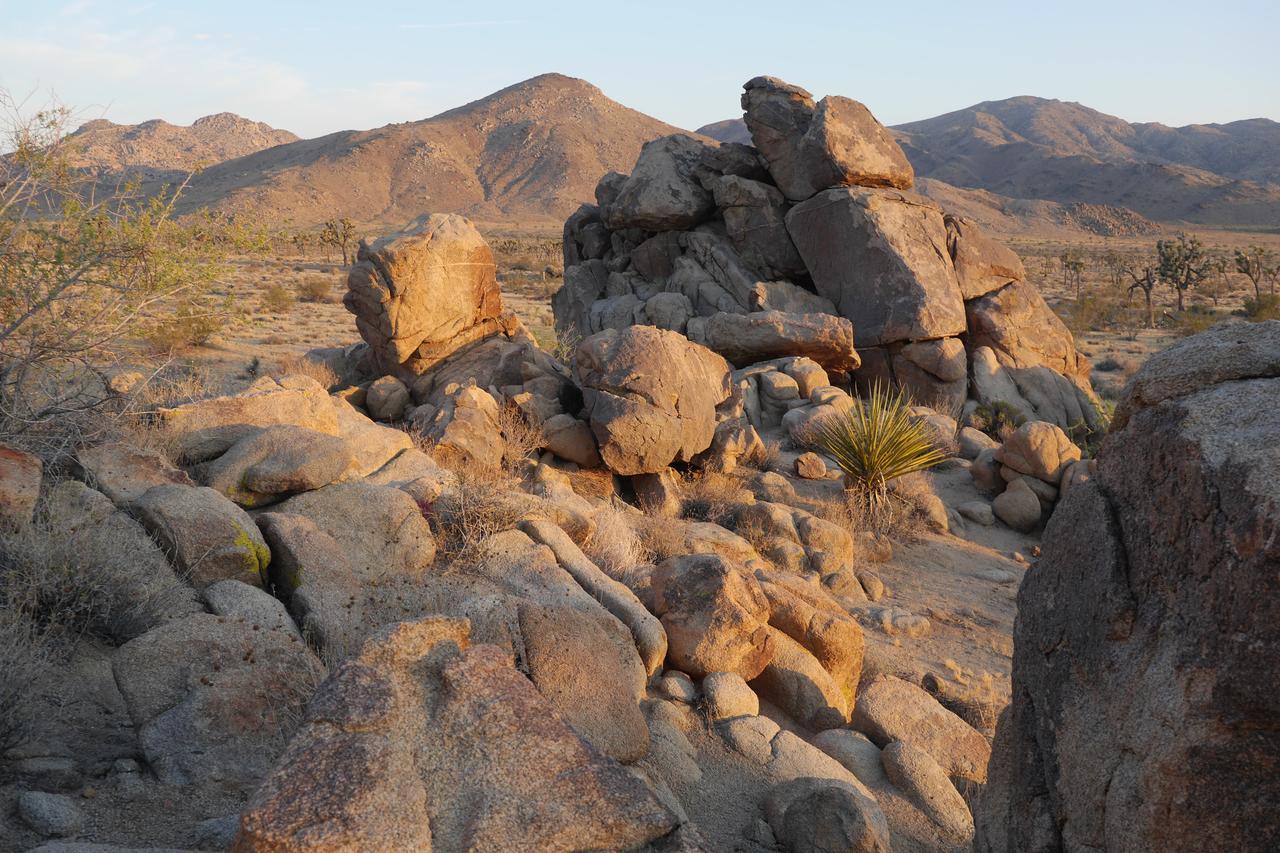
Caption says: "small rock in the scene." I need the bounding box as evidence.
[957,501,995,526]
[878,607,930,638]
[794,452,827,480]
[881,740,974,839]
[992,478,1042,532]
[857,570,886,602]
[657,671,698,703]
[193,813,242,849]
[811,729,886,787]
[17,791,86,837]
[702,671,760,720]
[750,470,797,504]
[855,533,892,563]
[957,426,998,460]
[365,375,412,421]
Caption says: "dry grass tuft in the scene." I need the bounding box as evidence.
[430,465,529,563]
[272,354,339,391]
[582,507,651,581]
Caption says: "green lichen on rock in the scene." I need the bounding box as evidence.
[232,523,272,585]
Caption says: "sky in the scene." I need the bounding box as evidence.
[1,0,1277,138]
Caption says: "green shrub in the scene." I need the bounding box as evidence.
[970,401,1026,439]
[262,283,294,314]
[1243,294,1280,321]
[808,383,946,507]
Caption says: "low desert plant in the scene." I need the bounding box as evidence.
[1243,293,1280,321]
[272,354,339,391]
[808,383,946,511]
[430,466,528,562]
[969,400,1026,440]
[262,283,294,314]
[296,275,336,303]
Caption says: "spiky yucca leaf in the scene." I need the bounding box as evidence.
[809,383,947,495]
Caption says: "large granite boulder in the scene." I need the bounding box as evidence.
[574,326,732,475]
[977,322,1280,853]
[601,134,715,231]
[946,214,1026,300]
[233,618,686,851]
[344,214,517,378]
[132,484,271,589]
[787,187,965,347]
[741,76,913,201]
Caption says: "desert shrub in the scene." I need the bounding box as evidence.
[430,467,528,562]
[680,471,748,527]
[808,383,946,512]
[0,94,264,448]
[496,402,544,472]
[1243,294,1280,321]
[297,275,336,303]
[969,400,1026,440]
[262,283,294,314]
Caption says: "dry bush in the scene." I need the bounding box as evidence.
[262,283,294,314]
[496,402,544,472]
[430,465,529,563]
[812,486,926,543]
[297,275,337,303]
[634,514,698,564]
[583,507,651,581]
[0,602,61,751]
[752,439,781,471]
[680,471,748,527]
[272,354,339,391]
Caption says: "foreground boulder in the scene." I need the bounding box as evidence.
[113,612,323,789]
[234,618,686,851]
[575,326,732,475]
[978,321,1280,853]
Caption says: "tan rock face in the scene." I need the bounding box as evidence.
[601,134,715,231]
[651,554,775,680]
[344,214,505,376]
[0,444,42,529]
[575,326,732,475]
[946,214,1026,300]
[688,310,860,373]
[995,421,1081,484]
[851,675,991,784]
[787,187,965,347]
[741,76,913,202]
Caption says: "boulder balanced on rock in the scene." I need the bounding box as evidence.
[556,75,1103,431]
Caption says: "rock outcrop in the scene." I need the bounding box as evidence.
[977,321,1280,853]
[233,618,687,851]
[557,76,1103,431]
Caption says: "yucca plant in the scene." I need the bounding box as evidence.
[809,382,947,510]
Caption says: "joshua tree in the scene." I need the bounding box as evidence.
[1156,232,1209,312]
[1125,264,1160,329]
[1060,250,1086,299]
[1234,246,1277,301]
[321,218,357,266]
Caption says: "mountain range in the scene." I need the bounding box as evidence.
[68,75,1280,234]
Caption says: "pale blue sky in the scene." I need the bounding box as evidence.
[1,0,1276,137]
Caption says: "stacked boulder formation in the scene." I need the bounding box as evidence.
[557,76,1104,431]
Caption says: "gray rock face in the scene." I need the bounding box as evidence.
[602,134,715,231]
[882,740,974,839]
[687,310,860,373]
[132,484,270,589]
[977,323,1280,853]
[764,776,892,853]
[196,424,352,508]
[74,442,192,508]
[710,174,806,280]
[17,791,85,837]
[112,612,324,788]
[574,326,731,475]
[787,187,965,347]
[741,76,913,202]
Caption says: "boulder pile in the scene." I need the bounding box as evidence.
[557,76,1104,431]
[976,320,1280,852]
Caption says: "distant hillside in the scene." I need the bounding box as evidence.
[697,99,1280,229]
[173,74,705,228]
[68,113,298,176]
